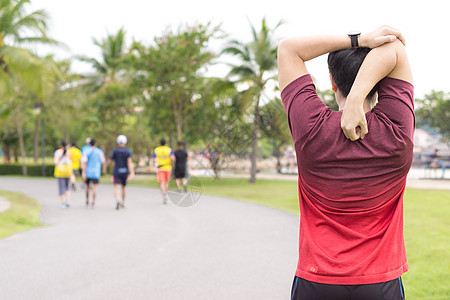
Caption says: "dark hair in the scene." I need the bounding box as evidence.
[71,142,76,147]
[90,139,96,146]
[328,47,378,99]
[61,140,67,155]
[160,138,166,146]
[178,141,184,147]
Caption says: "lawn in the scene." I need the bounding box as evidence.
[125,175,449,299]
[0,190,43,239]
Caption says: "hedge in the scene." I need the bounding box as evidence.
[0,164,55,177]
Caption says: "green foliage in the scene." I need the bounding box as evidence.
[415,91,450,144]
[128,23,220,143]
[0,163,54,176]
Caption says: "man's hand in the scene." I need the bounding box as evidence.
[360,25,405,49]
[341,100,368,141]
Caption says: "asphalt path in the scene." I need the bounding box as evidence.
[0,177,298,300]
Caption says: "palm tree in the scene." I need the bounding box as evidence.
[78,28,127,89]
[0,0,59,175]
[222,17,282,183]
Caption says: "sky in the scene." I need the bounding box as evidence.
[31,0,450,98]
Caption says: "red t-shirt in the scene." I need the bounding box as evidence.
[281,74,414,285]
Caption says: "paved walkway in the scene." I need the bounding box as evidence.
[0,177,298,300]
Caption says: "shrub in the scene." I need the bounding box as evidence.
[0,164,54,177]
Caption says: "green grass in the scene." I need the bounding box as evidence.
[0,190,43,239]
[126,175,449,299]
[402,188,450,299]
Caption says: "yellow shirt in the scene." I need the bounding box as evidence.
[68,147,82,170]
[153,146,173,171]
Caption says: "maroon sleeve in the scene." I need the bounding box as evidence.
[373,77,415,140]
[280,74,329,143]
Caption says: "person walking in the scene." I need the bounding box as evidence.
[68,142,82,191]
[278,26,412,299]
[153,138,175,204]
[174,142,188,193]
[54,140,73,208]
[103,135,135,209]
[81,139,105,208]
[80,138,92,189]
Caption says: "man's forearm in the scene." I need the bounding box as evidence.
[346,40,400,103]
[279,35,352,62]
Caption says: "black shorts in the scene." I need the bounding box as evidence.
[85,178,99,185]
[291,277,405,300]
[174,169,186,179]
[113,173,128,186]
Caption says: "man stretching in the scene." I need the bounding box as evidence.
[103,135,135,209]
[81,139,106,207]
[153,138,175,204]
[278,26,413,299]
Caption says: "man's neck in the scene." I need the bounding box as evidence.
[337,93,374,113]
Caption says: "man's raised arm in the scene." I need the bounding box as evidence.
[341,37,413,141]
[277,26,406,92]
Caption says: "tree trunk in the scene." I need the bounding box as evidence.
[274,145,282,174]
[172,97,183,143]
[15,115,27,176]
[33,117,40,163]
[249,100,260,183]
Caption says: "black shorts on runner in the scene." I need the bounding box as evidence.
[85,178,99,185]
[113,173,128,186]
[290,276,405,300]
[174,169,186,179]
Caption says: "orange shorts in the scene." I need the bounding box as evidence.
[157,170,171,183]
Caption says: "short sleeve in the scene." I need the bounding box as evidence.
[280,74,329,143]
[373,77,415,140]
[152,151,156,158]
[109,149,115,160]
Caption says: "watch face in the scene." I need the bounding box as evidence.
[348,30,361,36]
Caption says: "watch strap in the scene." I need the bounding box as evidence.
[349,34,359,48]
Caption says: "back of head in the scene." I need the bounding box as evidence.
[160,138,166,146]
[61,140,67,155]
[85,137,91,145]
[177,141,184,148]
[117,135,127,145]
[90,139,96,146]
[71,142,76,147]
[328,47,378,99]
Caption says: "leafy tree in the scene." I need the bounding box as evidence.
[222,17,281,183]
[0,0,59,174]
[416,91,450,146]
[128,23,220,144]
[259,98,291,173]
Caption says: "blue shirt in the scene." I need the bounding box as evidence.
[110,147,132,176]
[81,145,91,155]
[83,147,105,179]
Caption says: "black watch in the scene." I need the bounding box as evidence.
[348,31,361,48]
